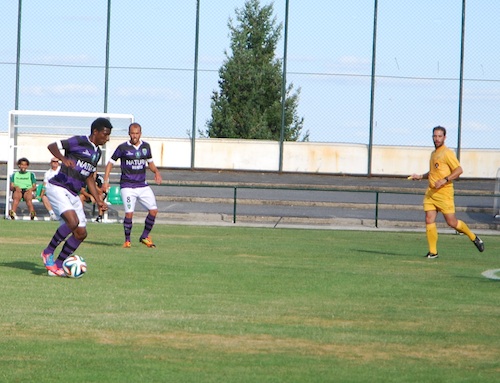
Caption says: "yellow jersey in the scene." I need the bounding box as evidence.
[428,145,460,190]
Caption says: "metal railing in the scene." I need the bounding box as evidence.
[157,183,497,229]
[1,175,497,229]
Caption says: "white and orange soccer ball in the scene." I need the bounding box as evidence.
[62,255,87,278]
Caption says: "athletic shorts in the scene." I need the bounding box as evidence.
[423,187,455,214]
[121,186,158,213]
[12,189,29,199]
[45,183,87,227]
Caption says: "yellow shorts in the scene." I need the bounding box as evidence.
[423,187,455,214]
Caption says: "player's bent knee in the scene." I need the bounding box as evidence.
[446,219,458,229]
[74,228,88,241]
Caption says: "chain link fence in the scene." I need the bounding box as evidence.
[1,1,499,150]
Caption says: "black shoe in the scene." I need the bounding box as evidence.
[425,252,438,259]
[473,236,484,252]
[95,215,102,223]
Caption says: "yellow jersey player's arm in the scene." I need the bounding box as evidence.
[433,149,462,189]
[408,172,429,181]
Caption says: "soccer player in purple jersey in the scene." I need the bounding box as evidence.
[40,118,113,277]
[104,123,162,248]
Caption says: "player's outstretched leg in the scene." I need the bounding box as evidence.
[455,220,484,252]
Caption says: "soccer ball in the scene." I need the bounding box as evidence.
[62,255,87,278]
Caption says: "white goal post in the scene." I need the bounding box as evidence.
[494,167,500,219]
[5,110,134,219]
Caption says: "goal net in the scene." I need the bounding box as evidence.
[5,110,134,219]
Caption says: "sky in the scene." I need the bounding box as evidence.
[1,0,500,148]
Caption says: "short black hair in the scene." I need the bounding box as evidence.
[433,125,446,136]
[17,157,30,165]
[91,117,113,134]
[128,122,142,131]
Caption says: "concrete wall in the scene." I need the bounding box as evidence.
[1,132,499,178]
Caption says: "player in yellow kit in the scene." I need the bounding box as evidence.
[409,126,484,258]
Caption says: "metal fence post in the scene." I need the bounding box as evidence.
[233,186,237,223]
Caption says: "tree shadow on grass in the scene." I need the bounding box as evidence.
[83,240,118,247]
[356,248,406,257]
[0,261,46,275]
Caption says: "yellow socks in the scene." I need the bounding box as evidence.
[455,220,475,241]
[426,223,438,254]
[426,220,476,256]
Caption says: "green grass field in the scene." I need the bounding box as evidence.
[0,221,499,382]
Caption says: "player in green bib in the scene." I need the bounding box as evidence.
[9,157,37,220]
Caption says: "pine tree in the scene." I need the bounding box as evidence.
[204,0,307,141]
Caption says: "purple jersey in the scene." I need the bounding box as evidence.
[49,136,101,195]
[110,141,152,188]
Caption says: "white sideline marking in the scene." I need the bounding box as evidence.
[481,269,500,281]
